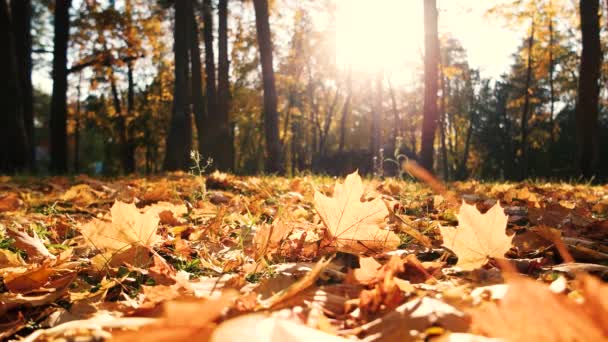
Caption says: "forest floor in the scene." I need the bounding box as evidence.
[1,171,607,341]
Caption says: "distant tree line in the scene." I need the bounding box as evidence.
[0,0,606,181]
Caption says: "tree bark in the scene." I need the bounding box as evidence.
[217,0,233,170]
[339,69,352,153]
[164,0,193,171]
[575,0,602,178]
[49,0,71,174]
[0,0,29,173]
[420,0,439,171]
[124,61,136,173]
[520,16,535,180]
[439,66,449,180]
[371,73,382,160]
[253,0,282,174]
[201,0,219,163]
[187,1,206,161]
[11,0,34,170]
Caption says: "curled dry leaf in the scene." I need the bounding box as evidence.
[112,292,237,342]
[440,202,512,270]
[0,192,23,212]
[470,274,608,341]
[314,171,399,254]
[211,314,350,342]
[79,201,161,253]
[61,184,106,207]
[7,228,56,263]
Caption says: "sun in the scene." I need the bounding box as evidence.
[334,0,424,77]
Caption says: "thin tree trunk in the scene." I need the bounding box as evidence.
[188,1,207,159]
[371,73,382,158]
[49,0,71,174]
[202,0,219,163]
[124,61,136,173]
[253,0,282,174]
[338,69,352,154]
[520,17,535,180]
[11,0,34,170]
[458,111,474,180]
[388,78,400,156]
[74,73,81,173]
[217,0,233,171]
[420,0,440,171]
[164,0,193,171]
[439,66,449,180]
[575,0,601,178]
[548,5,555,146]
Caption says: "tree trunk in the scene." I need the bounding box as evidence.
[202,0,219,163]
[371,73,382,160]
[253,0,282,174]
[11,0,34,170]
[439,66,449,180]
[164,0,193,171]
[420,0,439,171]
[49,0,71,174]
[187,1,207,160]
[0,0,29,173]
[520,17,535,180]
[387,78,400,156]
[124,61,136,173]
[217,0,233,171]
[576,0,602,178]
[74,73,81,173]
[339,69,352,153]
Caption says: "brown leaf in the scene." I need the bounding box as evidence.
[471,274,608,341]
[61,184,106,207]
[314,171,399,254]
[440,202,512,270]
[0,192,23,212]
[7,228,56,263]
[79,201,161,253]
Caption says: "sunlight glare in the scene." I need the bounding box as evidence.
[335,0,423,76]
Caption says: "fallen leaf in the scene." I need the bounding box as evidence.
[7,228,56,263]
[0,192,23,212]
[314,171,399,254]
[211,314,350,342]
[440,202,512,270]
[79,201,161,253]
[470,274,608,341]
[61,184,105,207]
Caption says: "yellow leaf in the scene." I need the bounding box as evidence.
[440,202,512,270]
[79,201,161,253]
[314,171,399,254]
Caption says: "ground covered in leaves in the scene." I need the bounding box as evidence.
[1,172,608,341]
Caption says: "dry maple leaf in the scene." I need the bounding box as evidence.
[314,171,399,254]
[471,274,608,341]
[7,228,56,263]
[79,201,161,254]
[440,202,512,270]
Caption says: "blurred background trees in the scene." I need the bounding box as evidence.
[1,0,606,181]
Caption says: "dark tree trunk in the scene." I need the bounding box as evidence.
[253,0,282,174]
[124,61,136,173]
[339,69,352,154]
[520,17,535,180]
[164,0,193,171]
[0,0,29,173]
[576,0,602,178]
[11,0,34,170]
[49,0,71,174]
[371,73,382,161]
[439,66,449,180]
[548,8,555,146]
[73,73,81,173]
[387,78,400,156]
[420,0,439,171]
[202,0,219,163]
[217,0,233,171]
[187,0,206,160]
